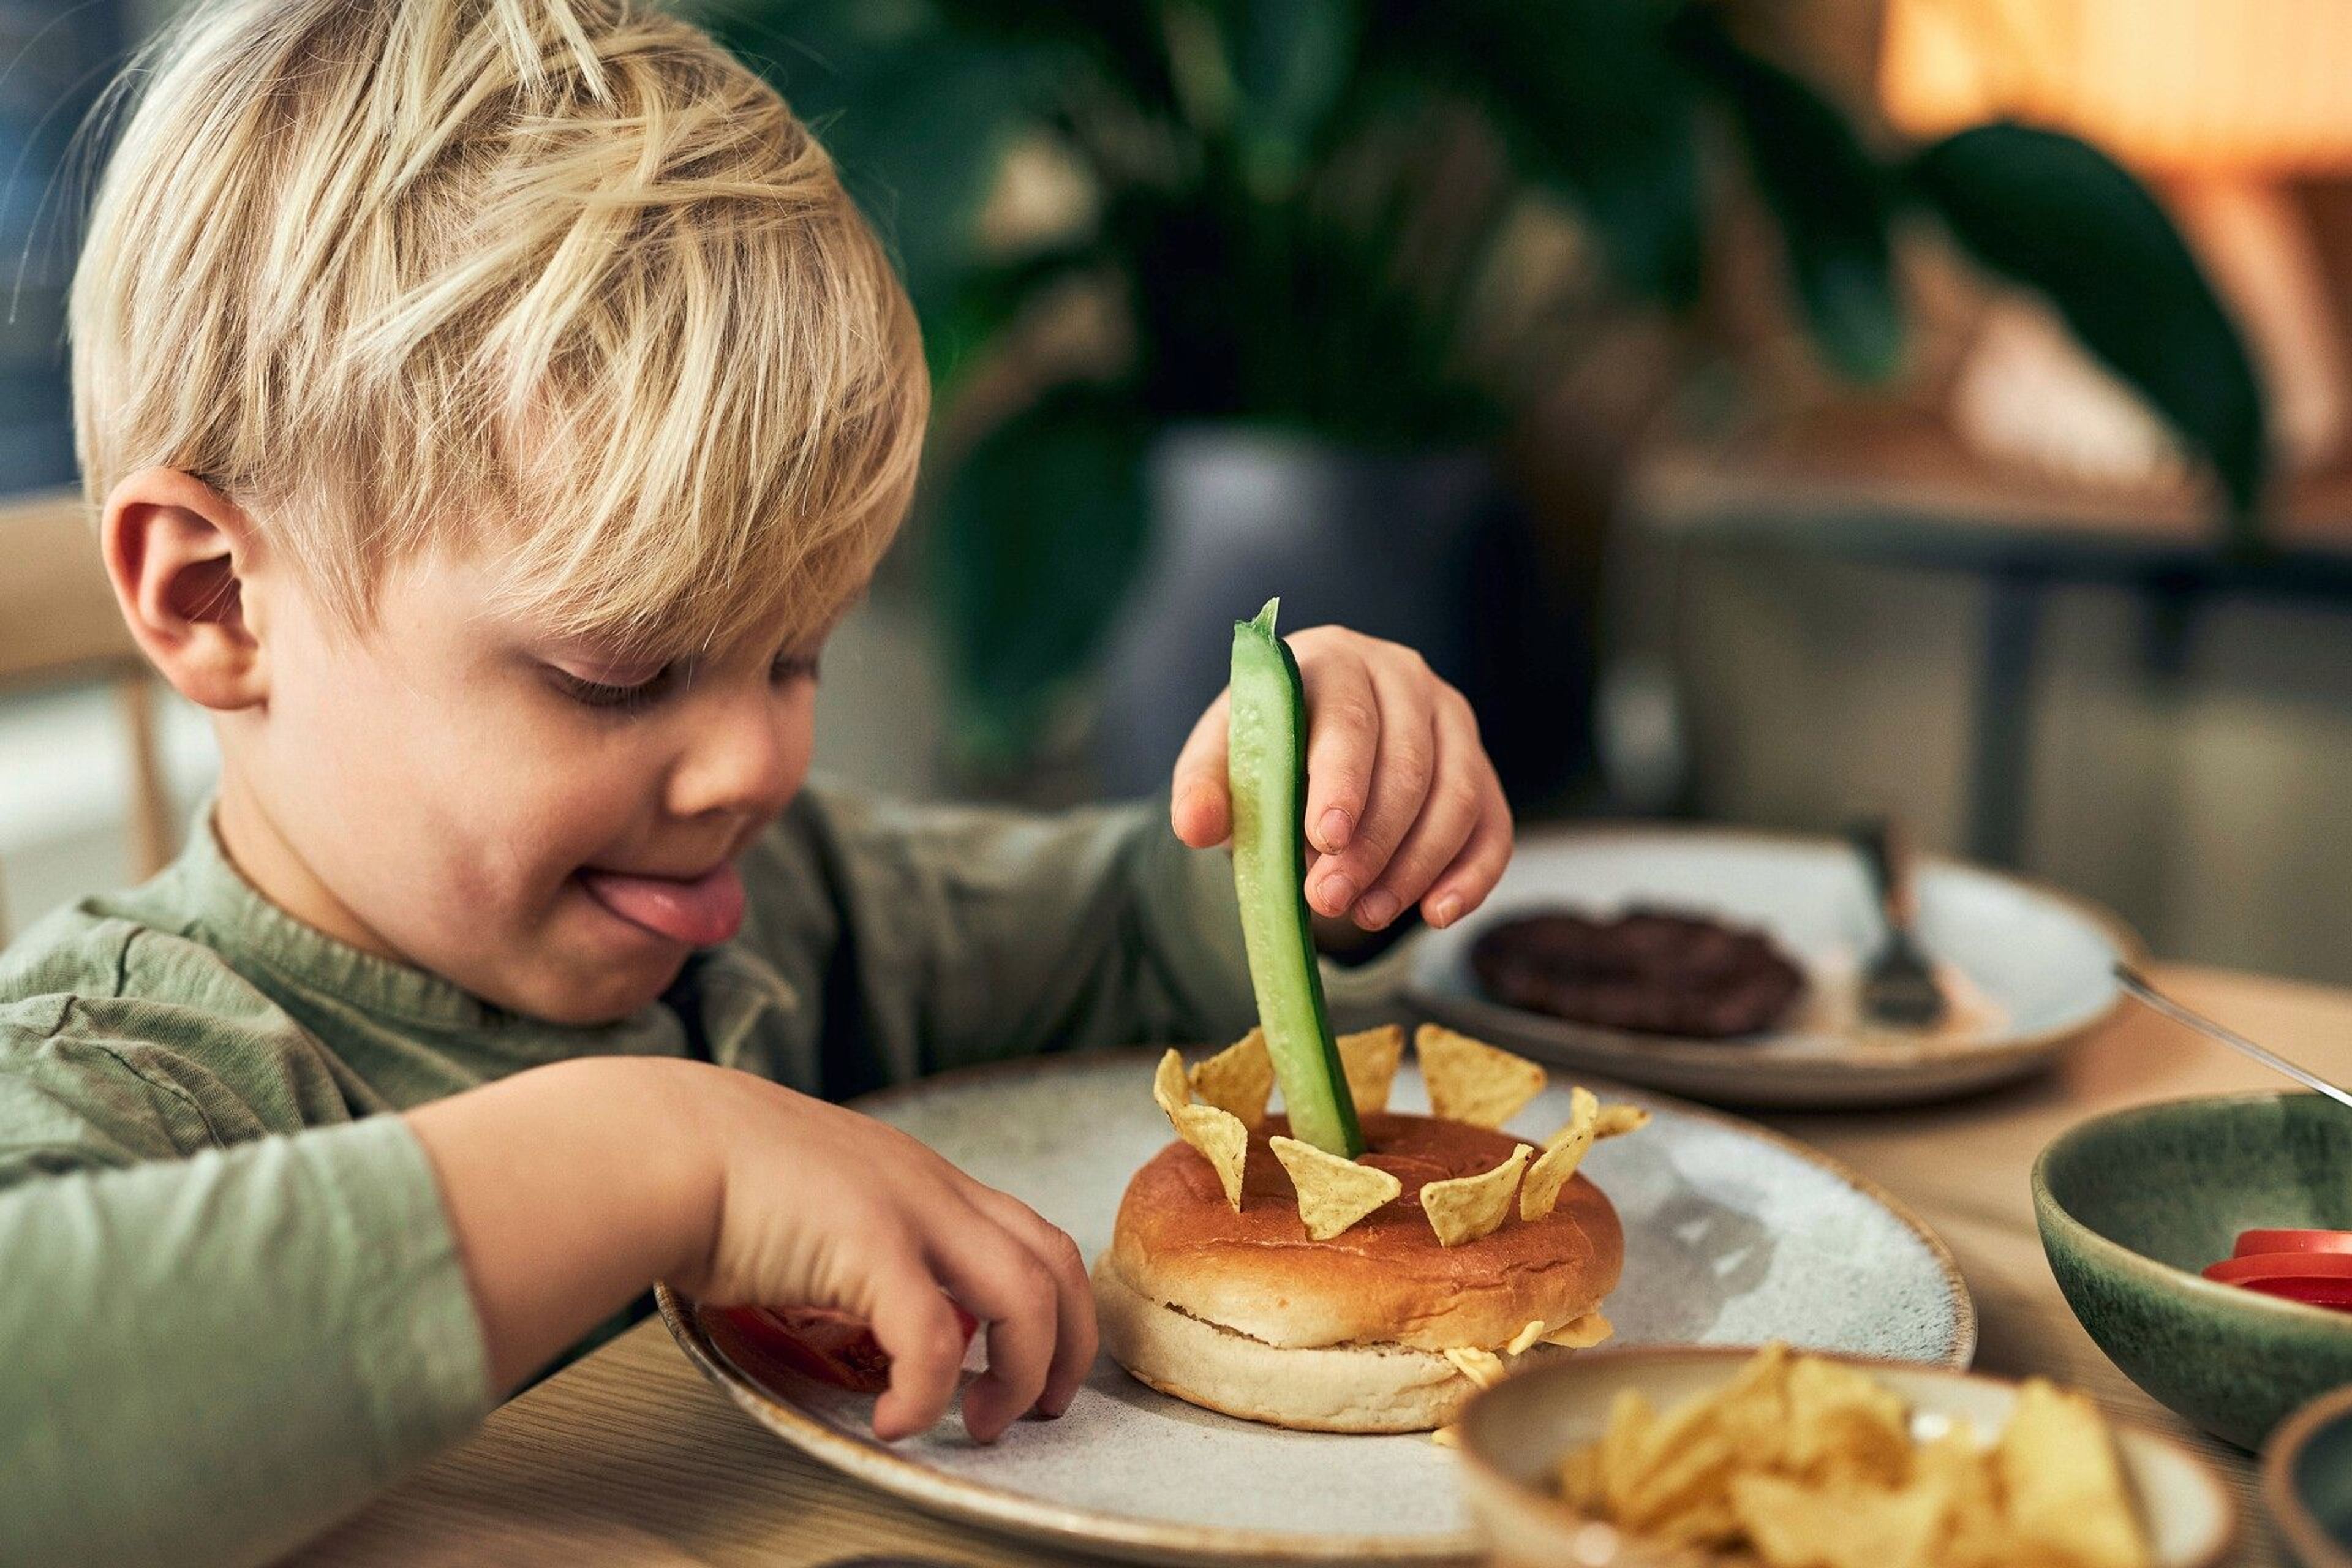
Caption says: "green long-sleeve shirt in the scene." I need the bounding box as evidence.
[0,782,1410,1567]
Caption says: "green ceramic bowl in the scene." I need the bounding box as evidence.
[2267,1382,2352,1568]
[2035,1091,2352,1450]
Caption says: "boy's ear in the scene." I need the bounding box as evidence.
[101,468,269,712]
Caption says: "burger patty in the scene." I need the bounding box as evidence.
[1470,907,1806,1039]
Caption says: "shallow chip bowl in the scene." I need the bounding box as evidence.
[1450,1346,2235,1568]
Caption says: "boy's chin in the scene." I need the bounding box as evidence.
[496,949,690,1027]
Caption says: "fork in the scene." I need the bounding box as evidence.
[1852,819,1946,1028]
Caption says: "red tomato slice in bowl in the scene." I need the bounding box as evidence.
[2204,1251,2352,1286]
[705,1303,980,1395]
[2234,1228,2352,1258]
[2236,1276,2352,1312]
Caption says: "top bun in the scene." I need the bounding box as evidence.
[1109,1111,1623,1353]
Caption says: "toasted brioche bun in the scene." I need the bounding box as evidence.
[1095,1111,1622,1433]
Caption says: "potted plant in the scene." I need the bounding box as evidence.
[696,0,2263,788]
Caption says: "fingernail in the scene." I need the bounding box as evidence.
[1430,895,1462,928]
[1356,890,1401,929]
[1317,872,1357,912]
[1317,808,1354,851]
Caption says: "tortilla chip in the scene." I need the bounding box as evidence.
[1172,1103,1250,1211]
[1151,1048,1191,1121]
[1784,1355,1911,1487]
[1556,1442,1605,1510]
[1595,1102,1651,1140]
[1703,1340,1794,1472]
[1544,1087,1602,1150]
[1913,1426,2007,1568]
[1730,1473,1948,1568]
[1421,1142,1532,1246]
[1443,1346,1508,1390]
[1997,1379,2152,1568]
[1190,1029,1275,1129]
[1542,1311,1615,1349]
[1523,1088,1600,1221]
[1269,1134,1403,1240]
[1596,1388,1656,1515]
[1417,1025,1546,1128]
[1615,1396,1740,1539]
[1335,1023,1406,1115]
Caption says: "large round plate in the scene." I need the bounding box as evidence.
[662,1049,1974,1565]
[1408,825,2139,1109]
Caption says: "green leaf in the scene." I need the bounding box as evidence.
[1672,10,1902,381]
[1227,0,1361,195]
[1910,123,2268,527]
[922,241,1109,407]
[1372,0,1705,304]
[929,385,1153,764]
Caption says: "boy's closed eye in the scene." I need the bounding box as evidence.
[540,648,823,715]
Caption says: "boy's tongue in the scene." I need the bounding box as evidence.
[578,861,745,947]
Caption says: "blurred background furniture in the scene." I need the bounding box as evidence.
[0,489,177,938]
[1634,405,2352,868]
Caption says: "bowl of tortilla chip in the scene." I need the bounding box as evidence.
[1449,1344,2233,1567]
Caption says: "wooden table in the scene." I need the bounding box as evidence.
[300,962,2352,1567]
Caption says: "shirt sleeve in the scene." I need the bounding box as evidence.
[726,781,1419,1096]
[0,1022,492,1568]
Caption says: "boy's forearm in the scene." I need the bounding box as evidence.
[405,1055,719,1392]
[0,1119,491,1567]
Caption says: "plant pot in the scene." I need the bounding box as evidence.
[1091,424,1593,804]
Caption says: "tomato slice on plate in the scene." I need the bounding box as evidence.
[2234,1228,2352,1258]
[704,1303,980,1395]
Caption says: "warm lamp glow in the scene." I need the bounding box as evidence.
[1882,0,2352,175]
[1882,0,2352,475]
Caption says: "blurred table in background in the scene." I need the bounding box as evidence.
[1633,405,2352,869]
[301,959,2332,1567]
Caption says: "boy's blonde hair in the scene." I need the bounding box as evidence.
[70,0,926,658]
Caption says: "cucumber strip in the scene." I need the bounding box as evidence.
[1228,598,1365,1158]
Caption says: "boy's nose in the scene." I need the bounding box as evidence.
[667,694,806,824]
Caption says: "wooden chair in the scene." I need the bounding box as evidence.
[0,488,176,941]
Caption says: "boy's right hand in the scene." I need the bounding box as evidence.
[666,1067,1095,1441]
[408,1056,1095,1444]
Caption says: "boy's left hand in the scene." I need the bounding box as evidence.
[1170,625,1512,933]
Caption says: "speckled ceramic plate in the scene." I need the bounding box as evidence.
[1408,826,2141,1110]
[661,1050,1973,1565]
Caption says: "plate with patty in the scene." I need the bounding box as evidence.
[660,1044,1972,1565]
[1406,824,2139,1109]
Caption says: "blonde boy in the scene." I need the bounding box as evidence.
[0,1,1514,1562]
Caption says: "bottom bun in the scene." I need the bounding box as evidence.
[1093,1254,1593,1433]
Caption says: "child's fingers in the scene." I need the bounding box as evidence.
[868,1261,974,1442]
[1351,693,1490,929]
[968,1187,1098,1417]
[1421,785,1513,929]
[1169,692,1233,848]
[929,1213,1060,1443]
[1298,649,1379,855]
[1308,662,1436,920]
